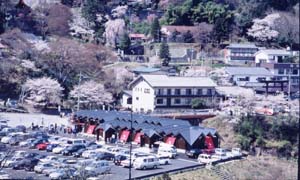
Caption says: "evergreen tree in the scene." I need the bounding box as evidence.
[150,18,161,42]
[182,30,194,43]
[159,42,171,66]
[61,0,74,6]
[118,33,131,51]
[170,30,180,42]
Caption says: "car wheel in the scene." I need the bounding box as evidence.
[153,165,157,169]
[165,161,168,165]
[143,166,146,170]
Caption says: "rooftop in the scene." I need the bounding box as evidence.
[225,67,273,76]
[256,49,291,56]
[131,74,217,88]
[227,43,258,49]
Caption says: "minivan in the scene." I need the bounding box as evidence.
[157,147,177,159]
[133,156,160,170]
[67,139,86,146]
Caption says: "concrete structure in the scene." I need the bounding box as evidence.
[224,43,259,64]
[255,49,291,64]
[225,67,273,87]
[259,63,300,94]
[127,74,220,113]
[169,48,198,63]
[72,110,220,150]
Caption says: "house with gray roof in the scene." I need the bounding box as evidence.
[73,110,220,150]
[225,67,273,87]
[224,43,259,64]
[255,49,291,64]
[125,74,220,113]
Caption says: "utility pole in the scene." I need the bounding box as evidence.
[288,72,291,100]
[129,109,133,180]
[77,71,82,111]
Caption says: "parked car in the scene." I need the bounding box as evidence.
[197,154,217,164]
[36,142,50,150]
[49,168,76,180]
[91,152,114,161]
[40,156,59,164]
[157,155,171,165]
[19,138,35,147]
[53,145,70,154]
[84,161,111,176]
[1,133,24,144]
[30,138,48,149]
[46,144,60,152]
[23,152,39,159]
[86,144,102,150]
[157,147,177,159]
[2,157,24,168]
[62,145,86,156]
[185,149,202,158]
[66,139,86,146]
[73,148,86,158]
[34,163,55,173]
[0,171,10,179]
[120,158,135,168]
[13,159,39,170]
[14,150,27,158]
[113,155,128,166]
[133,156,160,170]
[15,125,26,133]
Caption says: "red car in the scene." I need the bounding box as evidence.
[36,142,50,150]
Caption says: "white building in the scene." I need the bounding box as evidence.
[225,67,273,87]
[127,74,219,113]
[255,49,291,64]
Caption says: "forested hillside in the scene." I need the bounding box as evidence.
[0,0,299,110]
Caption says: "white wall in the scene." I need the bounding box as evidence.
[255,52,269,63]
[132,80,155,113]
[121,94,132,109]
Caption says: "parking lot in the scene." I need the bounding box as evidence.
[0,128,202,180]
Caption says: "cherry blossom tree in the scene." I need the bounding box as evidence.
[22,77,64,107]
[69,80,113,108]
[104,18,125,48]
[247,13,280,42]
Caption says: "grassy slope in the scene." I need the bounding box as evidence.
[168,116,298,180]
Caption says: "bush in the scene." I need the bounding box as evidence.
[191,99,207,109]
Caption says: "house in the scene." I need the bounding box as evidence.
[170,48,198,63]
[127,74,220,113]
[225,67,273,88]
[258,63,299,94]
[255,49,291,64]
[129,33,147,43]
[161,25,199,37]
[121,90,132,109]
[72,110,220,151]
[224,43,259,64]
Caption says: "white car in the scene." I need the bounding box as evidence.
[34,163,55,173]
[226,148,242,158]
[82,150,102,159]
[85,161,111,175]
[157,148,177,159]
[2,157,23,167]
[53,145,70,154]
[0,171,10,179]
[157,155,171,165]
[40,156,59,163]
[133,156,160,170]
[19,138,35,147]
[14,150,27,158]
[49,169,76,180]
[197,154,218,164]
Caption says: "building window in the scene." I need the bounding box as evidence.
[157,89,163,95]
[278,69,284,74]
[174,98,181,104]
[197,89,203,95]
[186,98,192,105]
[186,89,192,95]
[292,69,298,75]
[175,89,181,95]
[207,89,212,95]
[156,99,163,104]
[144,88,150,94]
[167,89,171,95]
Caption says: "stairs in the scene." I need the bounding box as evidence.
[207,164,232,180]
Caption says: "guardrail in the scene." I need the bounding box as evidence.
[129,156,245,180]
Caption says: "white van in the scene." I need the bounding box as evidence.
[133,156,160,170]
[85,160,111,175]
[67,139,86,146]
[157,146,177,159]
